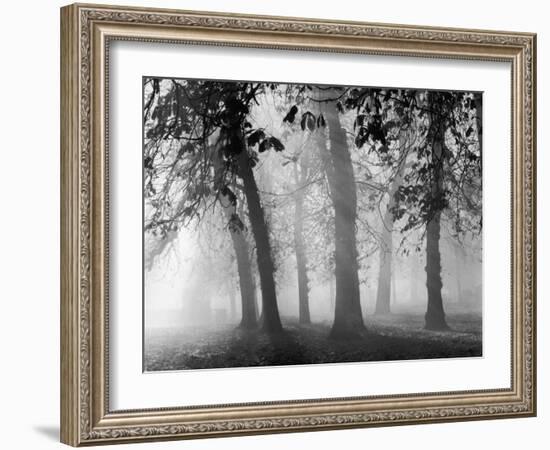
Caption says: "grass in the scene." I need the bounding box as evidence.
[144,312,482,371]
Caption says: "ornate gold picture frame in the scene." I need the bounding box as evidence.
[60,3,536,446]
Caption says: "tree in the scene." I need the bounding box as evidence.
[287,86,367,338]
[227,279,238,322]
[419,91,481,329]
[143,78,285,334]
[342,87,481,329]
[219,190,258,329]
[278,99,322,324]
[424,102,448,330]
[374,136,408,315]
[292,153,311,323]
[321,91,365,338]
[389,91,482,330]
[289,131,336,322]
[341,87,415,321]
[282,86,402,337]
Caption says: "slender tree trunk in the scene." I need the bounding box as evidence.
[228,283,237,322]
[322,96,364,339]
[211,132,259,330]
[221,198,258,329]
[410,256,420,305]
[409,272,414,304]
[237,148,283,334]
[424,131,449,331]
[374,134,409,315]
[391,266,397,307]
[375,220,392,315]
[374,152,407,315]
[329,276,335,315]
[255,278,262,322]
[474,93,483,170]
[293,164,311,324]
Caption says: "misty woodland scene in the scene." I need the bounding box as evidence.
[143,77,483,372]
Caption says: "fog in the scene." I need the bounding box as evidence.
[143,78,482,370]
[145,221,481,330]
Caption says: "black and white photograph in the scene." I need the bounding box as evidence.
[143,77,483,372]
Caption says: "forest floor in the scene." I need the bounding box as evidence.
[144,312,482,371]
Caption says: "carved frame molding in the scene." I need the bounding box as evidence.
[60,3,536,446]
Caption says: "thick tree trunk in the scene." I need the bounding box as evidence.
[322,97,364,339]
[425,211,448,329]
[293,164,311,324]
[454,246,462,304]
[237,149,283,334]
[410,256,420,304]
[232,233,258,329]
[424,134,449,331]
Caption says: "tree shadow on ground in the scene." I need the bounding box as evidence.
[144,313,482,371]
